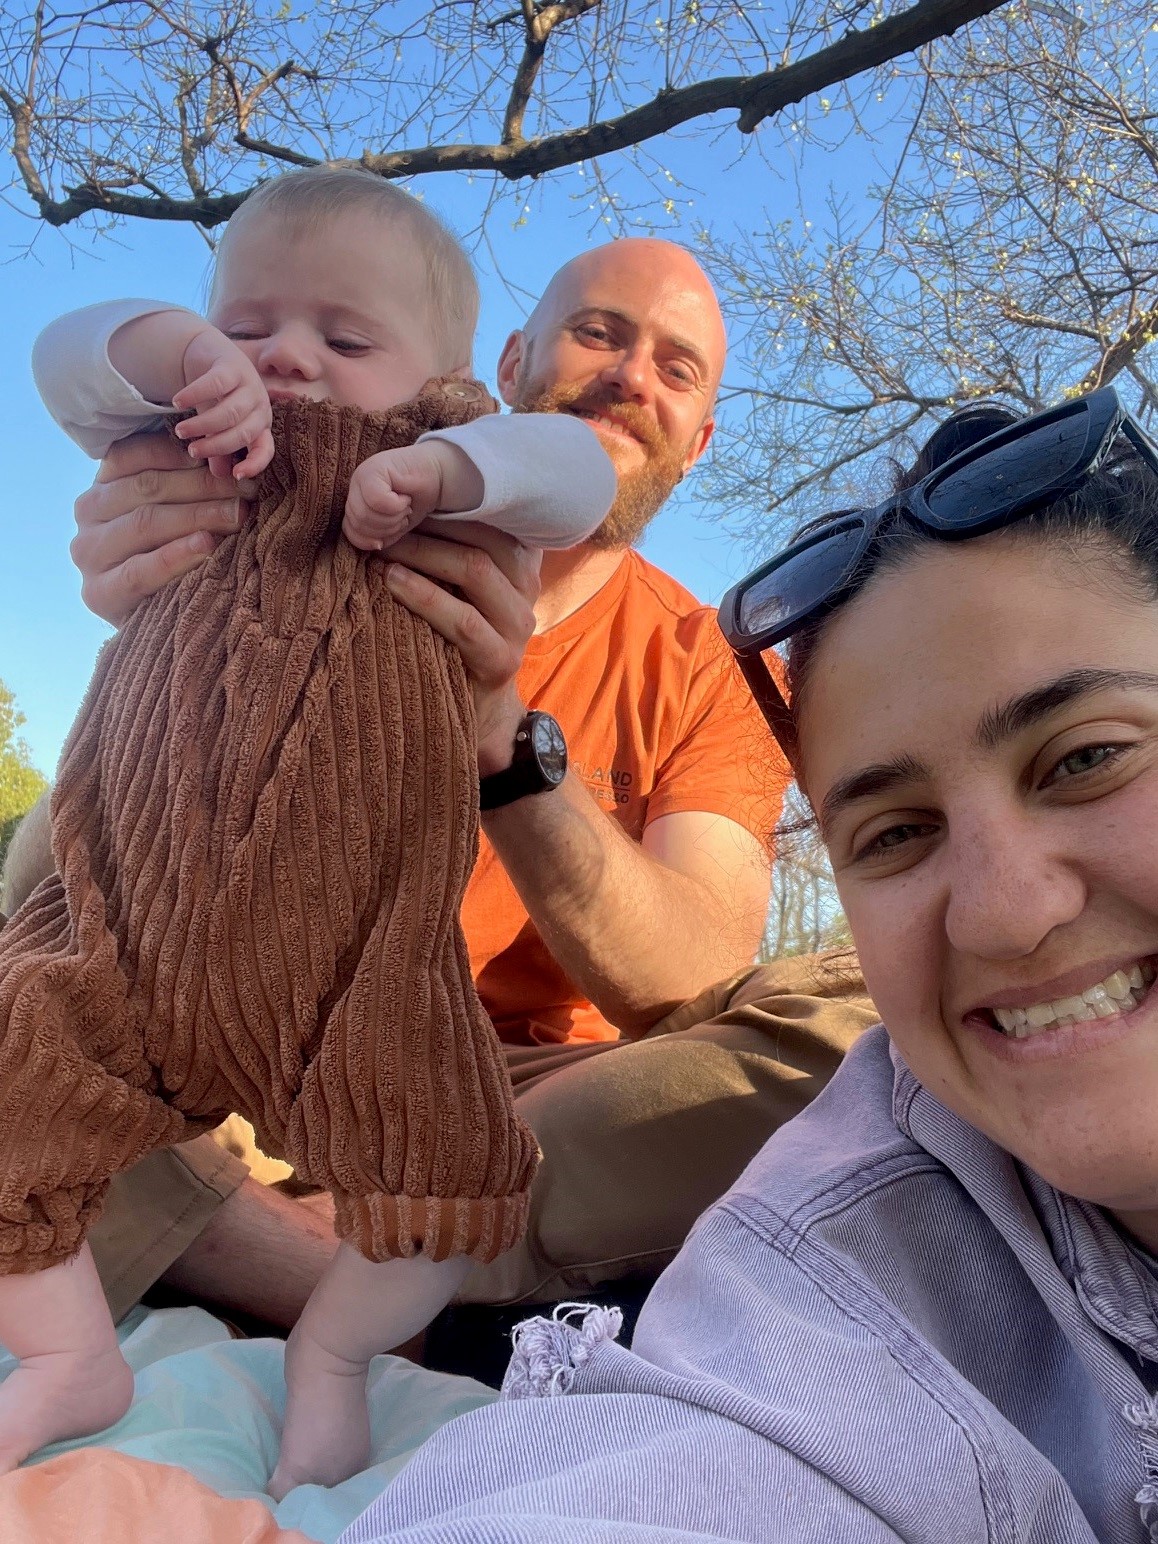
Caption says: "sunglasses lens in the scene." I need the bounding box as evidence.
[927,404,1093,526]
[739,520,867,639]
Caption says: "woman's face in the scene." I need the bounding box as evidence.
[798,535,1158,1237]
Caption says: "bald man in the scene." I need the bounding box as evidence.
[21,239,874,1333]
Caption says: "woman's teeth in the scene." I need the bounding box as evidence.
[991,963,1156,1038]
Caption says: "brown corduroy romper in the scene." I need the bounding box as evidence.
[0,385,539,1277]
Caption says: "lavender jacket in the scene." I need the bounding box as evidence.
[342,1026,1158,1542]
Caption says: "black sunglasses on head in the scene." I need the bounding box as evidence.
[717,387,1158,759]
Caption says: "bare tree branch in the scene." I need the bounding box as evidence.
[502,1,600,144]
[0,0,1008,229]
[697,0,1158,547]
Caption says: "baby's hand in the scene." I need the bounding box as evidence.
[171,326,274,481]
[343,441,483,552]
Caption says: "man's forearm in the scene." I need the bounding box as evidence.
[483,774,763,1038]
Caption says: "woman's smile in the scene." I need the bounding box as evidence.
[798,530,1158,1220]
[961,953,1158,1060]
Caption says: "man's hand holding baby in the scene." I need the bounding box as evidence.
[343,439,484,551]
[108,311,273,482]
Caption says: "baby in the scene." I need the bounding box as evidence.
[0,168,614,1496]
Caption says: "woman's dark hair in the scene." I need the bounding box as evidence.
[786,399,1158,722]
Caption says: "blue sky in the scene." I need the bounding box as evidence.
[0,101,891,777]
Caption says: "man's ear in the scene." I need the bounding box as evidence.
[682,413,715,475]
[496,330,525,407]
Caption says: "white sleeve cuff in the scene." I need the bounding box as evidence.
[32,299,196,459]
[418,412,616,548]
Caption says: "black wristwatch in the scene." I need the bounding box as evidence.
[479,710,568,811]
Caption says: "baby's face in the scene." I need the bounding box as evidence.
[208,210,448,411]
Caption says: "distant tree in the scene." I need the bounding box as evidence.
[1,0,1005,234]
[760,786,848,960]
[0,681,49,873]
[700,0,1158,542]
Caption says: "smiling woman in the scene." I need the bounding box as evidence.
[707,389,1158,1538]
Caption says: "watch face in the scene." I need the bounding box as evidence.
[530,713,568,786]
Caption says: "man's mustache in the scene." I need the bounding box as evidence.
[521,382,665,457]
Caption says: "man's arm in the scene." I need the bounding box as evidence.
[486,782,770,1038]
[380,525,771,1040]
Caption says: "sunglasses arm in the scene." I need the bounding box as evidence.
[734,650,801,775]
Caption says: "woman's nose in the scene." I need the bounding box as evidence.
[943,815,1087,961]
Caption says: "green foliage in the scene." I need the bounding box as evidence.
[0,681,49,873]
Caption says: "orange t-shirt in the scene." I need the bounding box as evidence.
[462,550,789,1045]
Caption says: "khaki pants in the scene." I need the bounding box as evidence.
[90,953,875,1322]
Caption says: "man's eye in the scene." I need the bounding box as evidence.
[574,324,612,346]
[664,361,696,386]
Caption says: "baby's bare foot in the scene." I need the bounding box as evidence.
[268,1333,370,1499]
[0,1345,133,1473]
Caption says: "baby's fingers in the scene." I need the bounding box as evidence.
[232,430,275,481]
[172,364,247,413]
[174,389,270,450]
[184,405,274,464]
[344,485,412,551]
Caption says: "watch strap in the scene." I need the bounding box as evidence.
[479,711,567,811]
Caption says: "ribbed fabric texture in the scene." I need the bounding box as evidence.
[0,383,538,1274]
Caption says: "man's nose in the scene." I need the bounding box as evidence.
[257,326,320,380]
[599,343,652,404]
[943,814,1087,962]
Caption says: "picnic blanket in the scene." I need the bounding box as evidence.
[0,1448,315,1543]
[0,1304,498,1542]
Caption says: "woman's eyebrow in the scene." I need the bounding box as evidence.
[975,669,1158,750]
[819,754,929,836]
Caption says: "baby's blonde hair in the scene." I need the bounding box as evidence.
[215,167,479,372]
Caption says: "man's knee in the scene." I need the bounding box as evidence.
[0,791,54,915]
[510,965,877,1284]
[647,953,877,1071]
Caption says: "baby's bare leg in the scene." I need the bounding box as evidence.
[0,1244,133,1473]
[268,1242,470,1499]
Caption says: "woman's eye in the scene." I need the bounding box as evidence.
[855,820,937,862]
[226,330,261,342]
[328,339,368,354]
[1045,743,1124,783]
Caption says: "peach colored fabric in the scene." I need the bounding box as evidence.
[0,1449,316,1544]
[463,550,789,1045]
[0,387,537,1275]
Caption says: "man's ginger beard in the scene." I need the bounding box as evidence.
[513,373,694,549]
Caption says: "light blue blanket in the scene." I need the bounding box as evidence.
[2,1305,497,1542]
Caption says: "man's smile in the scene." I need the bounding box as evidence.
[568,406,646,445]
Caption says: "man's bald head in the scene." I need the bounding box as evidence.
[524,239,727,402]
[499,239,727,548]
